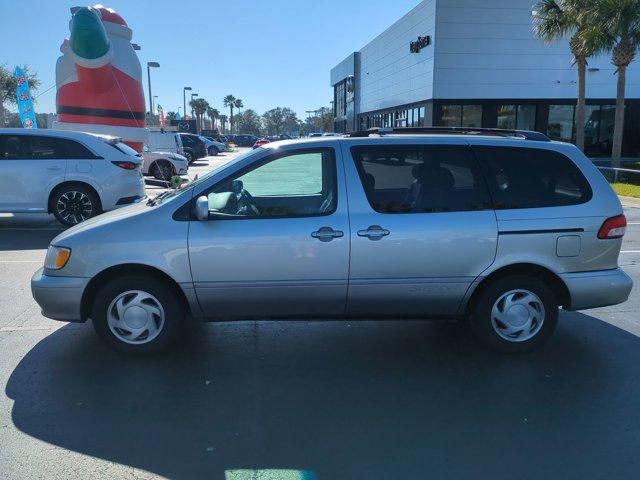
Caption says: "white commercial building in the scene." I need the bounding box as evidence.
[331,0,640,157]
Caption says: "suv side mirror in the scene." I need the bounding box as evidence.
[194,196,209,221]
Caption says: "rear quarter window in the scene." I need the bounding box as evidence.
[472,146,592,209]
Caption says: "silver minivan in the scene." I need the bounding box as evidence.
[31,128,633,353]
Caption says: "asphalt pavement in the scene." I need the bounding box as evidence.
[1,154,640,479]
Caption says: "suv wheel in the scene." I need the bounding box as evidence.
[52,184,100,227]
[152,161,174,181]
[208,146,219,156]
[184,150,194,163]
[470,275,558,353]
[92,276,183,354]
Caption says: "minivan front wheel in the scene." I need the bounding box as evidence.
[92,276,183,353]
[470,275,558,353]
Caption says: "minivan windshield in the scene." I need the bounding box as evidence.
[149,148,259,205]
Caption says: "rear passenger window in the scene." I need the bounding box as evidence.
[351,145,491,213]
[473,146,592,209]
[0,135,93,159]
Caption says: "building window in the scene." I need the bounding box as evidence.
[333,81,347,120]
[517,105,536,131]
[548,105,575,142]
[584,104,615,157]
[462,105,482,128]
[441,104,482,127]
[497,105,536,130]
[441,105,462,127]
[497,105,517,129]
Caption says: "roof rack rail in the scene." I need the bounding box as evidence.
[347,126,551,142]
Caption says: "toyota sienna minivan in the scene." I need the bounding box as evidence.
[32,127,633,354]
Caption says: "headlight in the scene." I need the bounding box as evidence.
[45,246,71,270]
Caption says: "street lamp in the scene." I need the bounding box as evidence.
[146,62,160,115]
[183,87,192,120]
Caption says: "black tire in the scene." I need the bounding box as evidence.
[92,275,184,354]
[151,161,174,181]
[184,150,194,163]
[208,146,219,156]
[469,275,558,353]
[51,184,101,227]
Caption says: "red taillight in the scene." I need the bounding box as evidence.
[598,214,627,239]
[111,161,138,170]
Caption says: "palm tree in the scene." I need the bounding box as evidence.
[581,0,640,166]
[223,95,236,133]
[189,98,210,134]
[219,114,228,133]
[234,98,244,115]
[207,107,219,130]
[534,0,593,151]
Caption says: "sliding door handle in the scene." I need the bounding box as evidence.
[357,225,390,240]
[312,226,344,242]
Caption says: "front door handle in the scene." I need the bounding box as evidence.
[46,165,62,171]
[357,225,390,240]
[311,226,344,242]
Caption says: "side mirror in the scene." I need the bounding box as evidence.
[194,196,209,221]
[143,145,150,152]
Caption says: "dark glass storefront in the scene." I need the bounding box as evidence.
[357,99,640,158]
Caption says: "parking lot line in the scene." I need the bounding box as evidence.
[0,260,42,263]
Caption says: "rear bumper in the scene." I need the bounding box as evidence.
[31,267,89,322]
[561,268,633,311]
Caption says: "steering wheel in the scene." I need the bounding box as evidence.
[232,180,260,216]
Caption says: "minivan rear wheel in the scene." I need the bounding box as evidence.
[470,275,558,353]
[92,276,183,353]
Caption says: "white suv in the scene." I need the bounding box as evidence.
[142,145,188,181]
[0,129,146,226]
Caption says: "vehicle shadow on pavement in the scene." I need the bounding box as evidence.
[0,229,63,251]
[6,313,640,479]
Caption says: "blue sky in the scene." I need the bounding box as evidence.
[1,0,420,118]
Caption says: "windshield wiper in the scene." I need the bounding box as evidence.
[147,190,172,206]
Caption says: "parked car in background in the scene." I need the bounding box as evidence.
[31,127,632,354]
[253,138,270,149]
[309,132,323,137]
[222,134,236,144]
[0,129,145,226]
[142,145,188,181]
[147,131,184,157]
[177,133,207,163]
[234,134,259,147]
[218,135,229,144]
[200,136,227,156]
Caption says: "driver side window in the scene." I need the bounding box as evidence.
[207,148,337,218]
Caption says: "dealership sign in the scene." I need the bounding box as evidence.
[410,35,431,53]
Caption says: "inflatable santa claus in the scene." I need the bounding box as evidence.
[54,5,147,152]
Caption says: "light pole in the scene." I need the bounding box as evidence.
[183,87,192,121]
[146,62,160,115]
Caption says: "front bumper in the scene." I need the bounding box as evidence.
[31,267,89,322]
[561,268,633,311]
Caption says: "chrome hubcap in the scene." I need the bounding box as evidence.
[491,289,545,342]
[107,290,165,345]
[57,191,92,224]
